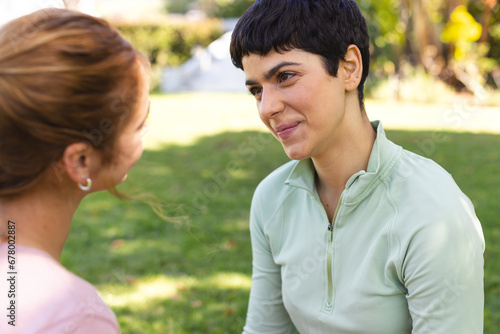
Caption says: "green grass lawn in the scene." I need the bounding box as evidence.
[62,93,500,333]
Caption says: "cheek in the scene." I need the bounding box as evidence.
[125,137,144,165]
[117,135,144,167]
[133,140,144,163]
[257,109,272,128]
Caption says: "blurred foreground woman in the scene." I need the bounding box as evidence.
[0,8,150,333]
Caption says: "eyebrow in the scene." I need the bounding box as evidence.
[245,61,301,86]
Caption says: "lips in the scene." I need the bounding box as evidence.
[275,122,300,140]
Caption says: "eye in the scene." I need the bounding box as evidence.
[278,72,295,83]
[248,86,262,97]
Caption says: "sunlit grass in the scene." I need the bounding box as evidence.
[62,93,500,333]
[100,272,250,310]
[143,92,266,148]
[102,276,181,308]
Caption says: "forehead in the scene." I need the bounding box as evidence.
[242,49,325,82]
[243,49,304,67]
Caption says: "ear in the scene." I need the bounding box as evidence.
[342,44,363,92]
[61,142,94,186]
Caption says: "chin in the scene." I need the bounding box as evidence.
[111,173,128,187]
[283,147,309,161]
[119,174,129,183]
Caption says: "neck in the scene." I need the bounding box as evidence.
[312,110,376,195]
[0,175,83,261]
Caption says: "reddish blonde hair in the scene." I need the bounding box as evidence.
[0,9,149,196]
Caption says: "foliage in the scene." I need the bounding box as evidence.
[115,21,224,67]
[358,0,405,77]
[441,5,483,58]
[439,5,489,99]
[61,93,500,333]
[165,0,196,14]
[165,0,254,17]
[469,0,500,88]
[201,0,255,17]
[359,0,499,100]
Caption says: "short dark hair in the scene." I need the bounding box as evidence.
[230,0,370,108]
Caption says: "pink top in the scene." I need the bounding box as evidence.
[0,243,120,333]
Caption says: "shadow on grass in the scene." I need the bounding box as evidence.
[62,130,500,333]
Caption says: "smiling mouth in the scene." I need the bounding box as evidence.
[276,122,300,140]
[276,122,300,133]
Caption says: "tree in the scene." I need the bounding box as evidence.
[362,0,499,97]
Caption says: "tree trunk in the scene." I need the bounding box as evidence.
[480,0,497,43]
[406,0,444,68]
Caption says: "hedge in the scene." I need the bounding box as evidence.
[115,19,225,68]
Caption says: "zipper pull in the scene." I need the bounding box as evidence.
[328,223,333,231]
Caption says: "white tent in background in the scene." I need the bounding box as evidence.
[161,31,247,93]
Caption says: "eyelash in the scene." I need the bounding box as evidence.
[140,122,149,137]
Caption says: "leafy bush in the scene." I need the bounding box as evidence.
[166,0,195,14]
[166,0,255,17]
[115,20,224,67]
[201,0,255,18]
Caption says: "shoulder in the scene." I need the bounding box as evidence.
[17,246,98,297]
[387,149,484,246]
[250,160,297,223]
[390,148,465,207]
[38,269,120,333]
[4,246,119,333]
[382,150,484,291]
[253,160,297,202]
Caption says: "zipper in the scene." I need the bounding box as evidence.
[324,193,343,312]
[305,189,344,313]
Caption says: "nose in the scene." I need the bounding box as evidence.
[258,86,284,119]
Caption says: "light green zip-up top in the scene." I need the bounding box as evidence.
[243,121,485,334]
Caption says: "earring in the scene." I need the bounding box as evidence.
[78,177,92,191]
[352,65,359,78]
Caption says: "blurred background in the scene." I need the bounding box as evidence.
[1,0,500,333]
[3,0,498,103]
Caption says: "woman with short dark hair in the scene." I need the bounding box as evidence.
[230,1,485,333]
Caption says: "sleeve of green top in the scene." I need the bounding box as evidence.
[400,196,485,333]
[242,194,298,334]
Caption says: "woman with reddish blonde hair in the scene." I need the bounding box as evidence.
[0,8,150,333]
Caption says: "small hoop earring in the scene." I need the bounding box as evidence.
[78,177,92,191]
